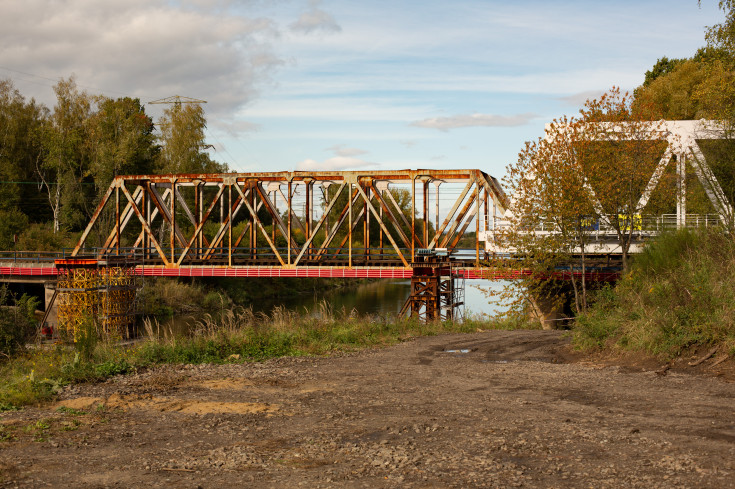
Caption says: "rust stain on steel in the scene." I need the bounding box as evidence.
[73,170,506,268]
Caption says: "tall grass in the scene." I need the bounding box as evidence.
[0,305,499,410]
[574,228,735,358]
[137,302,483,364]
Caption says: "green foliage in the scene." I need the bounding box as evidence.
[0,79,47,217]
[156,103,226,174]
[574,228,735,358]
[16,223,78,252]
[642,56,687,87]
[0,286,40,359]
[56,406,86,415]
[0,208,28,250]
[93,359,131,377]
[139,278,232,317]
[0,301,497,410]
[73,317,98,360]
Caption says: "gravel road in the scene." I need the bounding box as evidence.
[1,330,734,488]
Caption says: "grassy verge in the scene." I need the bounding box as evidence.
[0,305,527,410]
[574,228,735,359]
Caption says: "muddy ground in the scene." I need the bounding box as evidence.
[1,330,734,488]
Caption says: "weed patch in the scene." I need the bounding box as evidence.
[574,228,735,358]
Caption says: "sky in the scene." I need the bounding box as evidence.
[0,0,726,180]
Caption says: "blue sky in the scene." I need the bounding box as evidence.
[0,0,726,180]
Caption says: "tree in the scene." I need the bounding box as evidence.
[156,103,226,174]
[704,0,735,57]
[0,285,40,358]
[87,96,158,197]
[39,77,92,232]
[0,79,47,218]
[641,56,686,88]
[82,96,159,246]
[498,88,669,325]
[576,88,668,272]
[500,116,598,321]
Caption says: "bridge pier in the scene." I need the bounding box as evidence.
[43,281,58,332]
[401,250,464,321]
[527,293,566,330]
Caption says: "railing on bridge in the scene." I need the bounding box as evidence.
[483,213,725,254]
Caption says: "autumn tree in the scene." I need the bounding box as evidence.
[499,88,668,325]
[500,116,599,321]
[576,88,668,272]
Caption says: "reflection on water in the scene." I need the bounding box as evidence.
[252,279,413,317]
[156,279,512,335]
[248,279,511,319]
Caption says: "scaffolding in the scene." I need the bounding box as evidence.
[55,257,141,341]
[401,249,465,322]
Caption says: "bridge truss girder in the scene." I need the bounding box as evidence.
[72,170,508,269]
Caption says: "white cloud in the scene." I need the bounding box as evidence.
[0,0,282,117]
[410,112,537,131]
[212,118,261,137]
[289,0,341,34]
[296,156,377,171]
[326,144,367,157]
[558,90,609,108]
[246,96,432,121]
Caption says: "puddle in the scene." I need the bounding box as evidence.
[444,349,470,354]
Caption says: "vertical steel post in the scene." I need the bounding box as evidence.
[379,187,383,258]
[250,180,256,259]
[194,182,200,259]
[305,180,311,261]
[676,154,686,229]
[423,181,428,247]
[411,177,415,263]
[170,179,176,264]
[142,182,148,261]
[287,180,292,265]
[228,182,232,267]
[115,183,120,256]
[272,190,276,246]
[365,184,370,261]
[323,186,329,243]
[484,187,489,260]
[475,182,480,266]
[349,182,353,268]
[435,182,440,235]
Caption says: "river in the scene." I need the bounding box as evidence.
[248,279,511,320]
[160,279,511,335]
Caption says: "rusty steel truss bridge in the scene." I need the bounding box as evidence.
[68,169,508,278]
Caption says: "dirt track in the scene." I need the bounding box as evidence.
[2,330,735,488]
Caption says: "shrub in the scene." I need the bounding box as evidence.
[0,208,29,251]
[16,223,78,252]
[574,228,735,358]
[0,286,40,359]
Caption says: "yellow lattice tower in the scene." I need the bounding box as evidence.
[98,266,136,340]
[55,259,139,342]
[56,266,100,341]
